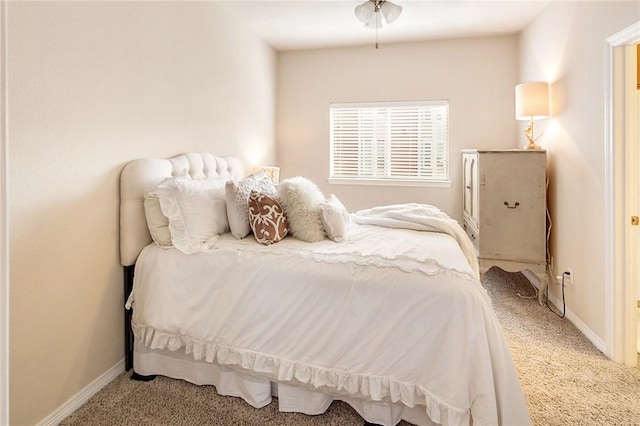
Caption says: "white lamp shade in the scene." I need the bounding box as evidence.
[515,81,549,120]
[355,1,376,24]
[381,1,402,23]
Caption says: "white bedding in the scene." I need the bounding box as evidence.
[352,203,480,279]
[127,222,530,426]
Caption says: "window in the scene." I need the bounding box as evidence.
[329,100,450,186]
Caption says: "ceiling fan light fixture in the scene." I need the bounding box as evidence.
[381,1,402,24]
[354,0,402,47]
[354,0,402,29]
[355,1,376,24]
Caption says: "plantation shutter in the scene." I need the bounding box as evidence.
[330,101,449,183]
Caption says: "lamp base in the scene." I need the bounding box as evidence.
[524,141,542,150]
[523,118,542,150]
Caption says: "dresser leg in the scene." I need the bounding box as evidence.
[538,278,548,305]
[520,268,548,305]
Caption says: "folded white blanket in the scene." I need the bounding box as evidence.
[353,203,480,278]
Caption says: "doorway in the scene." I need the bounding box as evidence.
[627,43,639,368]
[623,42,639,368]
[605,22,640,367]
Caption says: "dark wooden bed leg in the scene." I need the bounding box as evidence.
[124,265,135,371]
[124,266,156,383]
[130,372,157,382]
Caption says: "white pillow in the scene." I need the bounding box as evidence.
[320,194,350,243]
[155,177,229,254]
[225,172,276,239]
[143,192,172,248]
[277,176,326,243]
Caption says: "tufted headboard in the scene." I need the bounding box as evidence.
[119,153,245,266]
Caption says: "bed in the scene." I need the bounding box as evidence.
[120,152,531,426]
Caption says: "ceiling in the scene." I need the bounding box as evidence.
[219,0,551,51]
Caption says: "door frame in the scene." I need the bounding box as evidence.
[604,21,640,364]
[1,0,9,423]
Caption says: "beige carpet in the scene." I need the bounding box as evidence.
[61,267,640,426]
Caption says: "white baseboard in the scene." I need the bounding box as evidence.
[545,290,607,354]
[36,359,125,426]
[523,269,607,355]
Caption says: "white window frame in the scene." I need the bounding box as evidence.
[329,100,451,187]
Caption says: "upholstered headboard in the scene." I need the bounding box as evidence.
[119,153,245,266]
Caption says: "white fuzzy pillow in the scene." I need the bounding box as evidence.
[155,177,229,254]
[320,194,350,243]
[277,177,326,243]
[225,172,276,239]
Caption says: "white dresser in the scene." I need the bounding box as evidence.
[461,149,547,279]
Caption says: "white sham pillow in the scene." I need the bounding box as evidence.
[143,192,172,248]
[155,177,229,254]
[277,176,326,243]
[225,172,277,239]
[320,194,350,243]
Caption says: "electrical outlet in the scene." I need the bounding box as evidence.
[564,267,574,285]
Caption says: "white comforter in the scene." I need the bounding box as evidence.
[353,203,479,279]
[128,221,530,426]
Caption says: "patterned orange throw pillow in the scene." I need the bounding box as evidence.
[248,190,289,245]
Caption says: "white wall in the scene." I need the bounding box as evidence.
[8,2,276,424]
[277,35,519,219]
[518,1,639,346]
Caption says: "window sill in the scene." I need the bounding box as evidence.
[327,178,452,188]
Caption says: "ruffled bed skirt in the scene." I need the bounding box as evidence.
[134,338,436,426]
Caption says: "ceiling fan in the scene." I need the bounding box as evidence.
[354,0,402,48]
[354,0,402,29]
